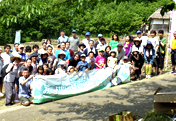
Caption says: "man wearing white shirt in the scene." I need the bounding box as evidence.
[82,32,95,48]
[96,37,108,50]
[136,31,148,47]
[58,30,69,44]
[12,43,19,55]
[1,45,13,66]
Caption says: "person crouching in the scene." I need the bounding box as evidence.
[19,68,34,106]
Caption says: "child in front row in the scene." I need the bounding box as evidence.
[55,61,66,75]
[143,41,155,79]
[95,49,106,69]
[76,54,89,72]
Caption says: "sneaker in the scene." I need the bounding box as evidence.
[0,93,4,97]
[5,103,12,106]
[148,75,151,79]
[168,71,174,74]
[145,75,148,79]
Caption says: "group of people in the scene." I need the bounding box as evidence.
[0,29,175,107]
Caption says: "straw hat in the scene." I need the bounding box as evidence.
[58,51,66,58]
[10,55,24,62]
[40,50,48,55]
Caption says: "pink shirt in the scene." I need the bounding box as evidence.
[95,55,106,69]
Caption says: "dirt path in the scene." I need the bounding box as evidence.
[0,73,175,121]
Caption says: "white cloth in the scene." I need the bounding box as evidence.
[146,49,153,57]
[4,63,18,82]
[1,53,13,66]
[87,47,96,55]
[107,57,117,68]
[55,68,66,75]
[38,48,47,54]
[132,45,144,53]
[96,43,108,50]
[82,38,95,48]
[85,57,95,68]
[148,37,159,50]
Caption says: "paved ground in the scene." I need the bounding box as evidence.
[0,73,175,121]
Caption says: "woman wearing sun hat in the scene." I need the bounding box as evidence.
[4,55,23,106]
[53,50,67,70]
[38,50,49,66]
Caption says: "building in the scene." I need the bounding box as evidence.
[147,6,171,33]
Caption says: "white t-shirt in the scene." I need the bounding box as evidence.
[148,37,159,50]
[55,68,66,75]
[82,38,95,48]
[1,53,13,66]
[107,57,117,68]
[96,43,108,50]
[85,57,95,68]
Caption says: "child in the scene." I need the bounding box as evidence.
[109,33,120,50]
[76,54,89,72]
[170,31,176,74]
[107,50,117,69]
[46,68,53,75]
[55,61,66,75]
[158,30,167,74]
[19,68,34,106]
[149,30,159,75]
[43,63,48,75]
[4,55,23,106]
[53,50,66,70]
[131,48,143,80]
[144,41,155,79]
[36,66,44,75]
[67,66,75,74]
[85,51,95,70]
[123,35,133,57]
[96,37,108,50]
[77,43,86,57]
[95,49,106,69]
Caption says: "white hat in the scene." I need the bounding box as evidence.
[67,66,74,71]
[110,50,116,55]
[57,44,61,48]
[10,55,24,62]
[40,50,48,55]
[98,34,103,37]
[59,60,65,65]
[18,44,24,48]
[81,54,86,57]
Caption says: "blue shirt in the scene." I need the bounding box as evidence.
[58,35,69,44]
[19,76,33,98]
[18,52,26,62]
[76,61,89,72]
[55,49,71,60]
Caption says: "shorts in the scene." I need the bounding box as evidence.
[171,53,176,65]
[19,96,33,104]
[153,58,159,67]
[0,77,3,84]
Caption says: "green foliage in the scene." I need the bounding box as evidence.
[0,0,175,45]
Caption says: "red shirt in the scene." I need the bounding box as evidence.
[69,49,74,57]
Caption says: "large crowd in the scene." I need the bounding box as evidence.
[0,29,176,107]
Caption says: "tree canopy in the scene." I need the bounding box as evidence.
[0,0,175,44]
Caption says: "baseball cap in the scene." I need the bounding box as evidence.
[98,34,103,37]
[85,32,91,36]
[117,43,123,47]
[81,54,86,57]
[123,56,128,60]
[18,44,24,48]
[136,31,141,34]
[100,37,105,41]
[72,30,77,33]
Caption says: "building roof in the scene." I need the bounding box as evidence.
[147,6,171,21]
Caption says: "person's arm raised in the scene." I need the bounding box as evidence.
[20,75,35,86]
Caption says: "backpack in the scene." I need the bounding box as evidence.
[1,64,13,77]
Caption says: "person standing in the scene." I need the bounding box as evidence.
[69,30,80,53]
[148,30,159,75]
[83,40,98,57]
[47,45,56,67]
[96,37,108,50]
[82,32,95,48]
[94,34,103,49]
[46,39,54,54]
[30,53,38,75]
[18,44,26,62]
[136,31,148,47]
[77,43,86,57]
[158,30,167,74]
[1,45,13,66]
[109,33,120,50]
[0,48,4,97]
[66,42,74,57]
[32,44,40,63]
[12,43,19,55]
[170,31,176,74]
[58,30,69,44]
[38,42,47,54]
